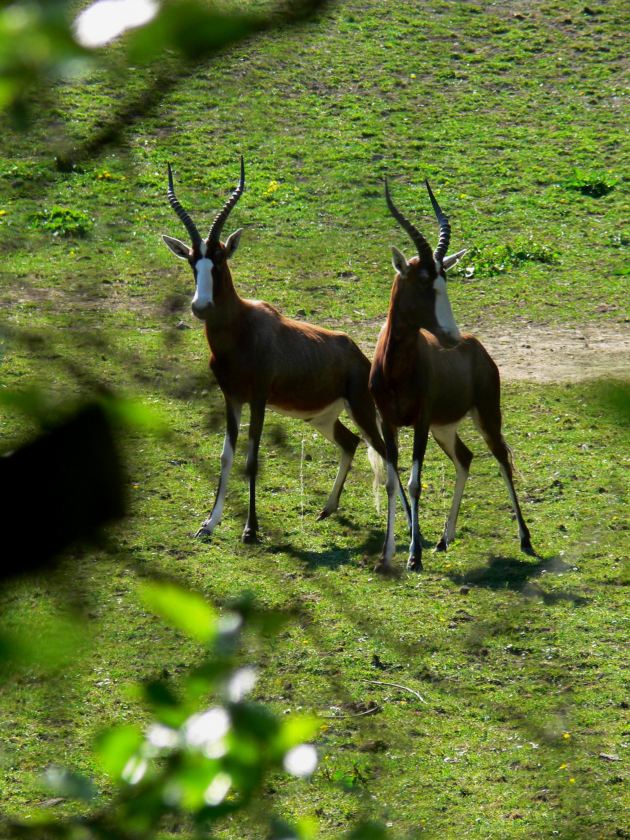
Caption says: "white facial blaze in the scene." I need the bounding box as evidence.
[192,257,214,314]
[433,273,461,340]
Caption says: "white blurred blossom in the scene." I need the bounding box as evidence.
[122,755,148,785]
[218,611,243,635]
[204,771,232,806]
[146,723,179,750]
[227,666,257,702]
[283,744,318,778]
[183,707,230,758]
[74,0,159,48]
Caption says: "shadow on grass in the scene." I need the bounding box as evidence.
[271,527,385,570]
[448,555,589,605]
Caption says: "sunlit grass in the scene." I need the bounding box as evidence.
[0,0,628,836]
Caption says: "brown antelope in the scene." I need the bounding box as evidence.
[369,177,535,572]
[162,157,410,543]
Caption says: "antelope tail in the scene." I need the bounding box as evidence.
[367,445,386,514]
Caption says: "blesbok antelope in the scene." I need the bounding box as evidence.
[369,177,535,572]
[162,157,410,543]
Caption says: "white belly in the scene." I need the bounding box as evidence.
[270,398,346,423]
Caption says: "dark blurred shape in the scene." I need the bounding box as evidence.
[594,380,630,426]
[0,403,126,579]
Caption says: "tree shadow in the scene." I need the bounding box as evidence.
[448,555,589,605]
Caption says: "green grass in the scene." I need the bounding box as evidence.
[0,0,628,837]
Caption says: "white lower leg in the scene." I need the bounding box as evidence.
[383,463,398,563]
[443,465,468,545]
[408,459,421,557]
[322,450,353,515]
[204,435,236,532]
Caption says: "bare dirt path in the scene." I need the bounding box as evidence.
[5,278,629,385]
[349,319,630,384]
[471,322,630,384]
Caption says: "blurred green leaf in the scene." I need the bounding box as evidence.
[590,381,630,428]
[346,821,390,840]
[139,580,217,643]
[274,715,320,753]
[101,394,170,435]
[0,614,84,673]
[97,725,144,781]
[0,0,86,122]
[127,2,258,64]
[229,701,280,743]
[271,816,319,840]
[0,385,57,423]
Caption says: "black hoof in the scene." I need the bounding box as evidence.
[316,508,331,522]
[406,556,423,572]
[521,538,537,557]
[435,537,448,553]
[195,526,212,541]
[242,528,259,544]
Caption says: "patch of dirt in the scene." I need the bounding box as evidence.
[4,278,629,384]
[348,319,630,384]
[471,321,630,383]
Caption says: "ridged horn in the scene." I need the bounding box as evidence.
[425,179,451,264]
[384,177,434,268]
[208,156,245,247]
[167,163,201,249]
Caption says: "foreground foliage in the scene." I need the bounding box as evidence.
[0,0,628,837]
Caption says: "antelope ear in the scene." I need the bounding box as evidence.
[391,246,409,278]
[224,228,243,260]
[162,235,191,260]
[442,248,468,271]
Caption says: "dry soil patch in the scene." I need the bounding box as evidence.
[349,319,630,384]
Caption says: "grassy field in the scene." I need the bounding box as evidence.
[0,0,628,837]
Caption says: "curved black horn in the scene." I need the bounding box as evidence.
[167,163,202,248]
[425,179,451,264]
[384,177,434,267]
[208,156,245,246]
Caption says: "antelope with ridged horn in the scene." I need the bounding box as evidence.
[369,176,535,573]
[163,157,411,543]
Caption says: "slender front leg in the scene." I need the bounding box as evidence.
[346,392,412,529]
[407,420,430,571]
[196,397,242,538]
[375,422,400,574]
[242,397,266,544]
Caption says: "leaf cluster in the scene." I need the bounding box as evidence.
[31,205,93,237]
[562,168,617,198]
[451,238,559,279]
[2,585,321,839]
